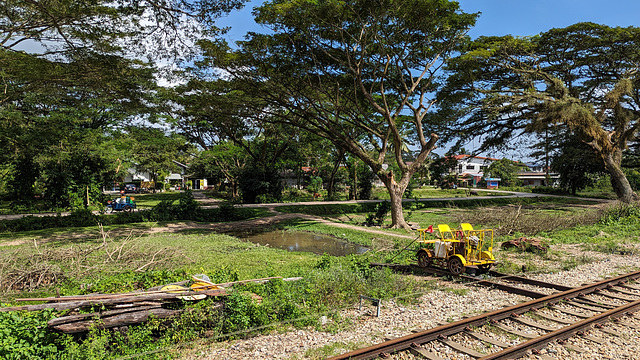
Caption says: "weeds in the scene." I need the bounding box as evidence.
[451,203,602,236]
[0,226,192,294]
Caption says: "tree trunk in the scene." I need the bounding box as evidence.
[327,149,345,199]
[603,153,638,203]
[379,171,410,230]
[232,180,239,198]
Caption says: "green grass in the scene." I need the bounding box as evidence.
[2,194,639,359]
[0,222,160,244]
[126,191,182,208]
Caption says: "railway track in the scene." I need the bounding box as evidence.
[372,263,573,298]
[329,269,640,360]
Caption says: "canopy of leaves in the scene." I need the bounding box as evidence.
[439,22,640,201]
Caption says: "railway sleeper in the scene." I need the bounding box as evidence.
[464,330,511,348]
[531,311,574,325]
[574,296,618,308]
[579,332,606,345]
[597,327,623,337]
[562,343,586,353]
[566,300,609,312]
[552,306,591,318]
[438,337,486,358]
[510,315,558,332]
[610,286,640,297]
[408,345,445,360]
[490,322,538,339]
[598,290,638,302]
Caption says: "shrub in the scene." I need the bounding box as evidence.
[599,203,640,225]
[531,186,566,195]
[0,309,62,360]
[364,201,391,226]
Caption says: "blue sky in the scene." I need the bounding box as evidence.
[218,0,640,44]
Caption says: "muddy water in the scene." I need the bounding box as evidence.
[236,230,369,256]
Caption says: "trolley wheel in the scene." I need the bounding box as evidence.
[478,264,491,274]
[417,250,432,268]
[123,205,133,213]
[447,256,464,275]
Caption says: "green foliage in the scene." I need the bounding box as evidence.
[531,186,566,195]
[0,194,263,232]
[599,203,640,226]
[238,166,283,204]
[356,165,374,200]
[440,23,640,202]
[365,201,391,226]
[307,176,323,194]
[485,158,522,186]
[0,309,61,359]
[229,0,477,226]
[550,132,606,195]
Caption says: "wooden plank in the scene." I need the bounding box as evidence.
[48,305,160,327]
[465,330,511,348]
[17,277,288,303]
[409,346,445,360]
[574,297,617,309]
[598,291,636,301]
[511,316,558,331]
[610,287,640,297]
[491,323,537,339]
[566,301,607,312]
[49,308,181,333]
[564,344,586,353]
[536,355,554,360]
[620,284,640,291]
[439,339,486,358]
[552,306,591,319]
[580,334,605,345]
[599,328,623,337]
[619,321,640,330]
[533,312,573,325]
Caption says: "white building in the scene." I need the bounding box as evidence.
[451,154,499,187]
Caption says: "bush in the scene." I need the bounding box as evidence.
[599,203,640,225]
[0,193,263,232]
[0,309,62,360]
[531,186,566,195]
[365,201,391,226]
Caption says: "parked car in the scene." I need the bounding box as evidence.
[124,184,139,193]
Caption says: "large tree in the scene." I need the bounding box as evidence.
[439,22,640,203]
[211,0,477,228]
[1,0,245,206]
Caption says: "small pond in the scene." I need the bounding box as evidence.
[233,230,369,256]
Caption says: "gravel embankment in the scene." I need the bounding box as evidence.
[181,251,640,360]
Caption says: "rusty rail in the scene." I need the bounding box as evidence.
[328,269,640,360]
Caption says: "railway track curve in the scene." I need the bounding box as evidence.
[328,269,640,360]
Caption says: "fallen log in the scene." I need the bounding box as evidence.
[1,289,227,312]
[48,305,162,327]
[49,307,181,334]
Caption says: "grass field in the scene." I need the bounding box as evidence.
[2,192,640,359]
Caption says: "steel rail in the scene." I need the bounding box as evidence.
[487,271,573,292]
[371,263,567,298]
[327,269,640,360]
[479,297,640,359]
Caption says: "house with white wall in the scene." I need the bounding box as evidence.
[450,154,499,187]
